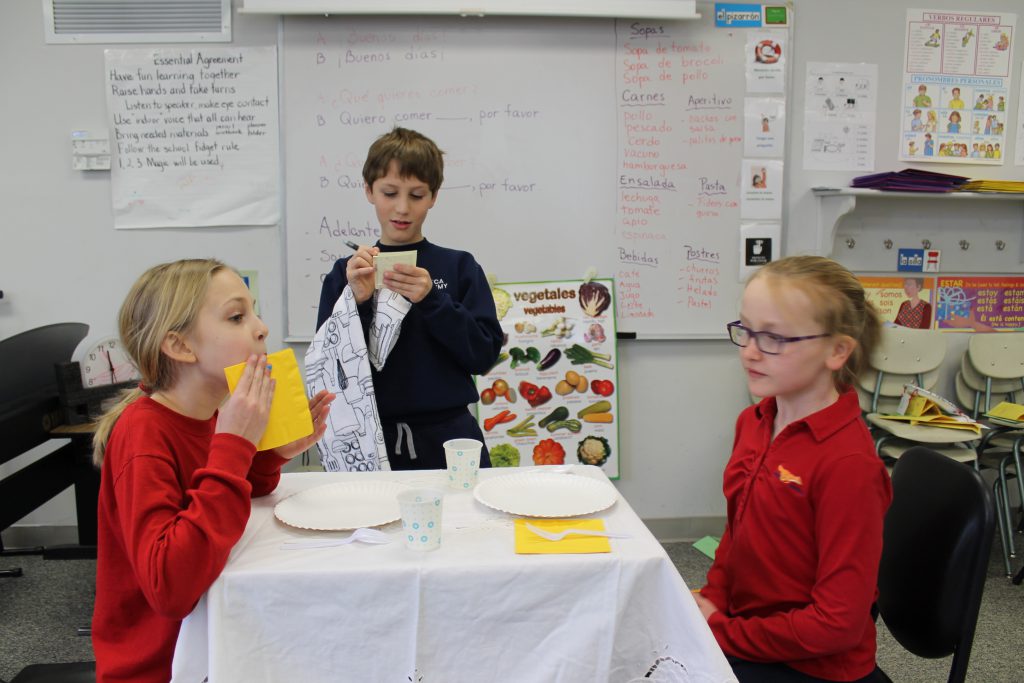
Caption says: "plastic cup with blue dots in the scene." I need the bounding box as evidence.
[443,438,483,491]
[397,488,444,551]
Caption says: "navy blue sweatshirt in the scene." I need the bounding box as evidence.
[316,239,503,421]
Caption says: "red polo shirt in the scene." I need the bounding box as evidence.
[701,389,892,682]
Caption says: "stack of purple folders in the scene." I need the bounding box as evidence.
[851,169,970,193]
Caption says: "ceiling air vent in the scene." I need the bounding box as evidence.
[43,0,231,44]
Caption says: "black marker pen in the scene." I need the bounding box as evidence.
[344,240,359,250]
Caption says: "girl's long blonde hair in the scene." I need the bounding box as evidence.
[92,259,227,466]
[752,255,881,391]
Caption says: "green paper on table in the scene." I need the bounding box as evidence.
[514,518,611,554]
[373,250,417,288]
[223,348,312,451]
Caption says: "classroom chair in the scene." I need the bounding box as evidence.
[966,332,1024,408]
[5,662,95,683]
[856,351,941,415]
[962,333,1024,577]
[959,347,1024,409]
[957,364,1022,576]
[875,446,995,683]
[1,323,90,576]
[861,326,978,466]
[956,357,1020,416]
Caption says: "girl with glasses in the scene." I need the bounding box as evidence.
[695,255,892,683]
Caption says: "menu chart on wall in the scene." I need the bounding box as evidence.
[477,279,619,479]
[105,46,280,229]
[613,19,744,332]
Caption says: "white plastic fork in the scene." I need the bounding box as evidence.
[280,527,392,549]
[539,465,577,474]
[524,522,631,541]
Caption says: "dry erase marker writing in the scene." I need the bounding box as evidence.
[344,240,359,251]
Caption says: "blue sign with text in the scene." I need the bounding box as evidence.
[715,3,763,27]
[897,248,941,272]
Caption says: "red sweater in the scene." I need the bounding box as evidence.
[701,390,892,681]
[92,397,287,683]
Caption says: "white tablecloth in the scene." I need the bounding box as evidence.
[172,468,736,683]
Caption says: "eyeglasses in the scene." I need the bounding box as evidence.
[726,321,831,355]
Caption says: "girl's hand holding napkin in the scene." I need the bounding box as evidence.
[275,388,335,460]
[225,348,336,459]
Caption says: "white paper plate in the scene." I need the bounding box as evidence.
[474,472,618,518]
[274,480,408,530]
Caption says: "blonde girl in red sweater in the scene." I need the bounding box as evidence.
[91,259,333,682]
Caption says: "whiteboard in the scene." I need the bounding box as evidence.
[282,9,767,339]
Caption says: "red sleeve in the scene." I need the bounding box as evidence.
[699,523,733,611]
[707,454,890,661]
[248,449,288,497]
[113,433,256,619]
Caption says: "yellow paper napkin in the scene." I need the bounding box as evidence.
[986,401,1024,423]
[223,348,313,451]
[514,518,611,554]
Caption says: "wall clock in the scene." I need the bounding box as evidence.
[73,334,141,388]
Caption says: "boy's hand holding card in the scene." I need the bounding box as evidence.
[373,250,418,289]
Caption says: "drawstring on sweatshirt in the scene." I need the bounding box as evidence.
[395,422,418,460]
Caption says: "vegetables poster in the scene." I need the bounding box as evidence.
[479,279,619,478]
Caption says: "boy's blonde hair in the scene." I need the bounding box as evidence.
[362,127,444,195]
[92,259,228,466]
[751,255,881,391]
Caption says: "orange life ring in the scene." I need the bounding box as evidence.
[755,40,781,64]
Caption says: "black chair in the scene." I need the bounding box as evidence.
[1,323,90,575]
[0,324,96,681]
[875,446,995,683]
[7,662,95,683]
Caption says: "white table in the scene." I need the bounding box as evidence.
[172,467,736,683]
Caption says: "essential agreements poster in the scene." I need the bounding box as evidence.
[105,46,280,229]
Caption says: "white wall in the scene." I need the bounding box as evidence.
[2,0,1020,539]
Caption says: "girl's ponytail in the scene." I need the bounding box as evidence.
[91,387,144,467]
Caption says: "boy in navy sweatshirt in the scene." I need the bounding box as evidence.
[317,127,503,470]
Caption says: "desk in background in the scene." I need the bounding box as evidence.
[173,468,736,683]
